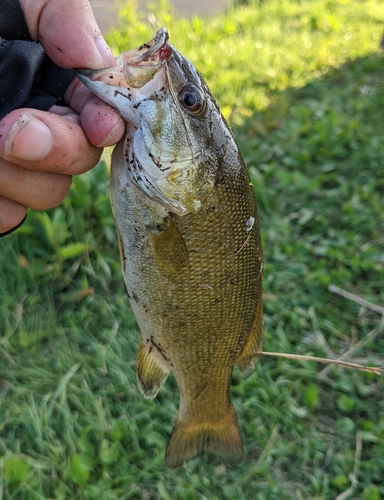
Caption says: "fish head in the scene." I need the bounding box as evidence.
[76,28,227,215]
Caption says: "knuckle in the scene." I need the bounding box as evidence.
[29,175,72,210]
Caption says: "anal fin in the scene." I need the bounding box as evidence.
[136,337,170,399]
[236,296,263,377]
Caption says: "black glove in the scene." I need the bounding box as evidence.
[0,0,75,120]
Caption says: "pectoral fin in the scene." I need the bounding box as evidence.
[147,216,189,280]
[136,337,170,399]
[236,297,263,377]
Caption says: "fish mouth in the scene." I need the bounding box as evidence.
[75,28,172,125]
[134,27,171,63]
[76,28,171,91]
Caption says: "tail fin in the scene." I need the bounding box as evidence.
[165,405,243,469]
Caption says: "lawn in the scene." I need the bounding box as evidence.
[1,0,384,498]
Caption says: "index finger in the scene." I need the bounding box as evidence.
[19,0,115,69]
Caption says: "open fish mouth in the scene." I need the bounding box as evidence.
[134,27,171,63]
[75,28,174,129]
[76,28,171,91]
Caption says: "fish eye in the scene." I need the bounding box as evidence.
[178,85,205,115]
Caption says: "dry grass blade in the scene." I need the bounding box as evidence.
[238,424,280,486]
[261,352,384,375]
[335,432,362,500]
[319,315,384,376]
[328,284,384,315]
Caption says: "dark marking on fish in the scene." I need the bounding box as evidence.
[148,151,166,171]
[124,283,132,300]
[114,89,130,100]
[230,341,244,358]
[150,336,170,363]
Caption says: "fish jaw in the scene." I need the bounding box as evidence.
[75,28,171,125]
[75,75,140,126]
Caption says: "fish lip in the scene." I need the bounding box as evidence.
[133,27,170,63]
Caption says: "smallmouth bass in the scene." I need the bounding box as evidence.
[77,28,263,468]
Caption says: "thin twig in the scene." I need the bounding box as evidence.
[0,457,3,500]
[261,351,384,375]
[320,316,384,376]
[0,297,25,347]
[328,284,384,316]
[0,346,15,366]
[335,431,362,500]
[239,423,280,485]
[345,357,384,366]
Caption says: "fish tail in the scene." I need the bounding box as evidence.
[165,405,243,469]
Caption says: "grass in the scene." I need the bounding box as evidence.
[1,0,384,498]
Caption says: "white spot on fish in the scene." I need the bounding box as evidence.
[197,283,213,290]
[245,216,255,232]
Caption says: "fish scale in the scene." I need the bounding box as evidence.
[77,27,263,468]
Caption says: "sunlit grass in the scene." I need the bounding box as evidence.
[1,0,384,498]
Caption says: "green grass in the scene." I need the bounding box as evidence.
[1,0,384,498]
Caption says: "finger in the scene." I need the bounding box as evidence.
[0,159,72,211]
[0,195,27,235]
[64,79,125,147]
[0,109,102,175]
[19,0,115,69]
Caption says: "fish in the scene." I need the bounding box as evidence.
[76,28,263,469]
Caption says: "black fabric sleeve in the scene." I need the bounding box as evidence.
[0,0,76,120]
[0,0,77,236]
[0,0,30,40]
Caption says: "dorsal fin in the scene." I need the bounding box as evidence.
[236,296,263,377]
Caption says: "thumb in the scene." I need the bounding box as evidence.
[19,0,115,69]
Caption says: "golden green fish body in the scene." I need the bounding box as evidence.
[77,28,263,468]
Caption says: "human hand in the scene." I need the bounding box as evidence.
[0,0,125,235]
